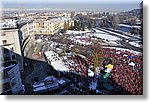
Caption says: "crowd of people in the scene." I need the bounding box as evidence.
[98,48,143,94]
[61,47,143,95]
[65,55,88,77]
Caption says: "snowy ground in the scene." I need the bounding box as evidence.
[69,35,92,46]
[107,28,142,39]
[89,80,102,93]
[66,29,121,45]
[65,30,91,35]
[93,29,106,34]
[95,28,130,39]
[91,28,122,41]
[93,33,120,41]
[129,41,141,48]
[89,81,97,90]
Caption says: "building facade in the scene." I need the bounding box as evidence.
[0,28,24,70]
[0,60,24,94]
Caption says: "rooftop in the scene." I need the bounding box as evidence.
[0,20,17,29]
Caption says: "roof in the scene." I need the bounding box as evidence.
[32,76,59,92]
[44,51,68,72]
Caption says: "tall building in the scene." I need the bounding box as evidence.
[18,21,35,57]
[0,60,24,94]
[0,25,24,70]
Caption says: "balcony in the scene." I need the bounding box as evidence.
[1,61,18,70]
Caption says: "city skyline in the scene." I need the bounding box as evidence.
[1,0,142,12]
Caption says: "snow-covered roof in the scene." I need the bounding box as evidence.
[33,82,45,88]
[44,76,56,81]
[118,24,141,29]
[51,61,68,72]
[57,80,66,85]
[44,51,68,72]
[33,86,47,92]
[33,76,59,92]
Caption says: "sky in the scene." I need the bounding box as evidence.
[0,0,142,3]
[0,0,143,12]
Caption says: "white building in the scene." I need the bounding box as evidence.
[0,27,23,70]
[19,21,35,56]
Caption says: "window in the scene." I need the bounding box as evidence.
[1,33,6,36]
[11,79,16,87]
[2,40,7,45]
[8,71,15,79]
[4,57,10,61]
[12,55,16,60]
[2,83,11,92]
[3,48,9,53]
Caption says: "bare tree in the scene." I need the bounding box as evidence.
[91,46,103,72]
[112,15,120,29]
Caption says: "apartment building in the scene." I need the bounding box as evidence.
[0,60,24,94]
[0,27,24,70]
[1,13,74,58]
[19,21,35,56]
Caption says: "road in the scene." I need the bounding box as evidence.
[96,27,142,51]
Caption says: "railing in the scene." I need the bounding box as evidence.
[2,61,17,69]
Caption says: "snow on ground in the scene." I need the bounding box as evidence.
[65,30,90,35]
[69,35,92,46]
[108,41,118,45]
[75,35,89,38]
[89,80,102,93]
[57,80,66,85]
[108,28,142,39]
[75,40,92,45]
[88,69,94,77]
[129,41,141,48]
[97,28,130,39]
[89,81,97,90]
[93,29,106,34]
[36,39,42,43]
[66,30,83,35]
[93,33,120,41]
